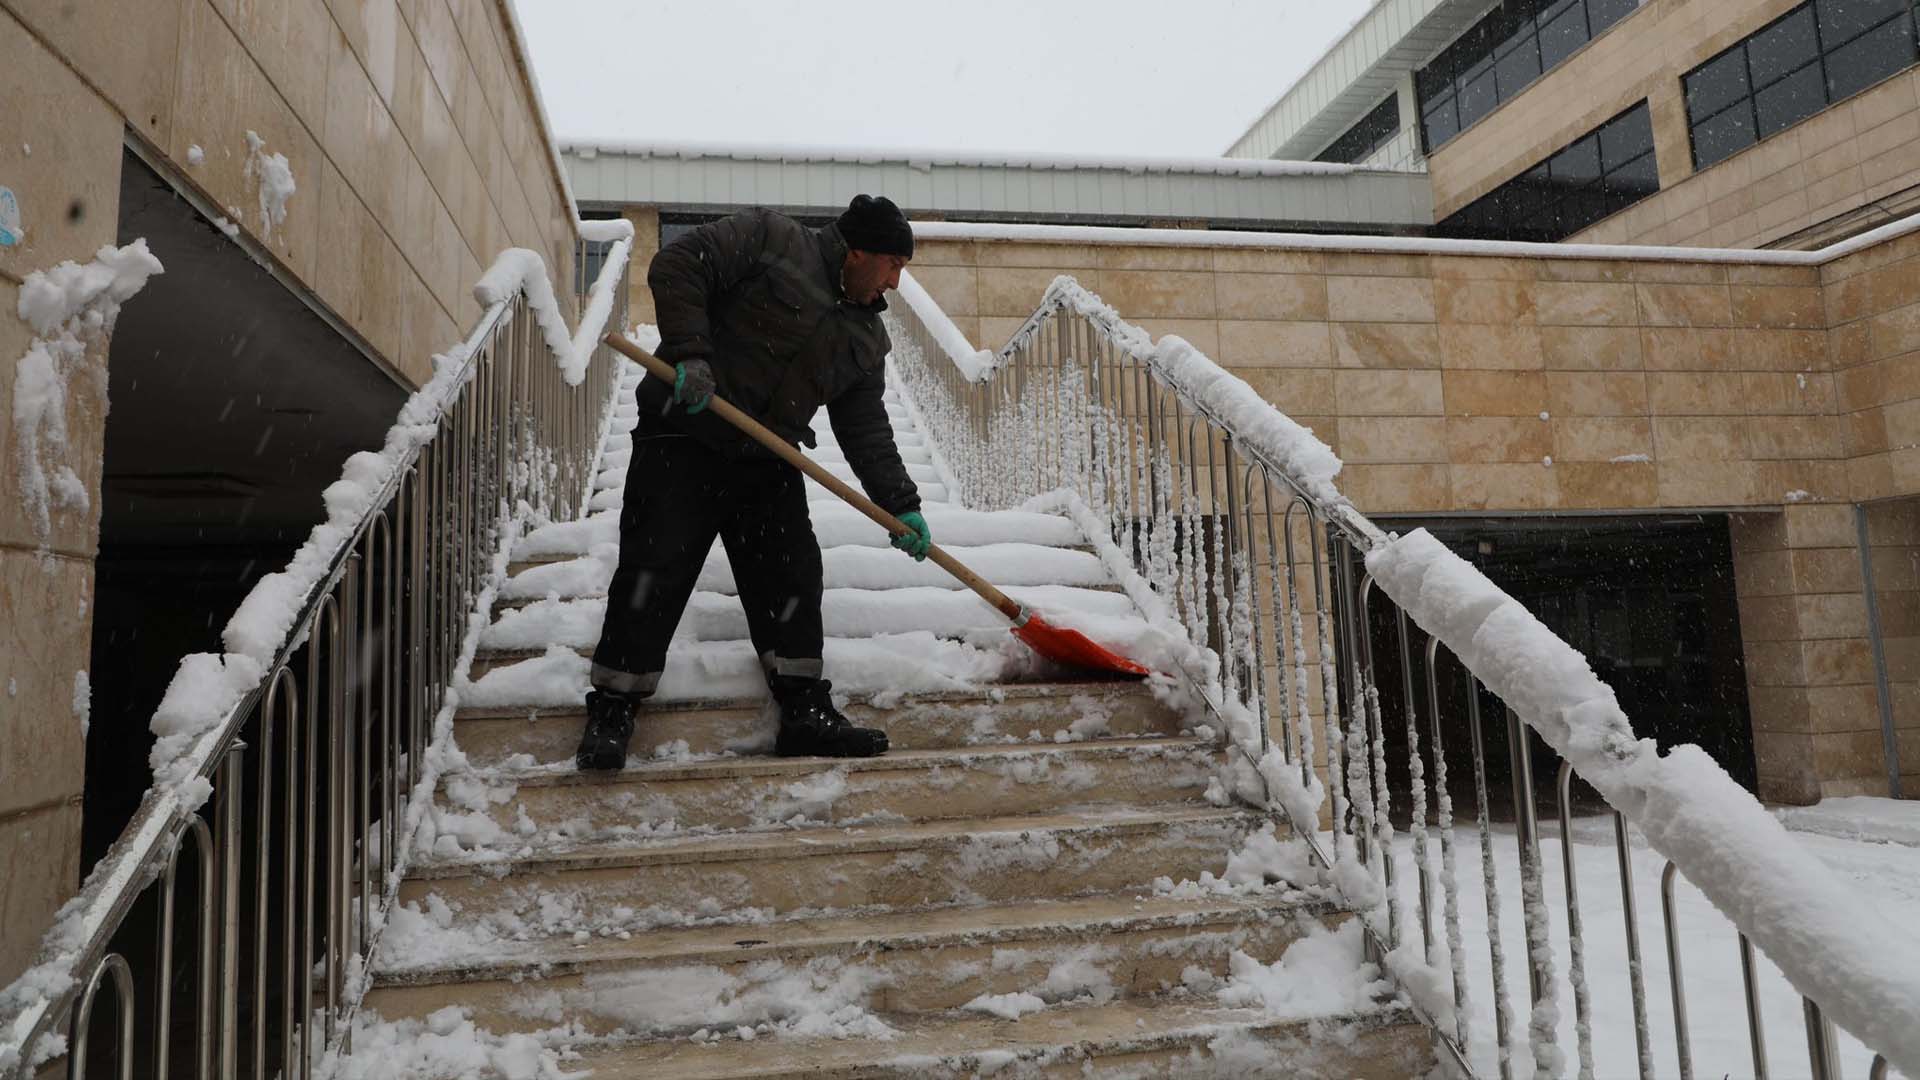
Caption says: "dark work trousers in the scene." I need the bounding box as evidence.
[589,426,825,699]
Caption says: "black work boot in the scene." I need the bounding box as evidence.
[772,679,888,758]
[575,690,638,771]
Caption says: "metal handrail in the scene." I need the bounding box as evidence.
[887,273,1912,1080]
[0,239,631,1078]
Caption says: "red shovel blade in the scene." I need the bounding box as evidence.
[1013,612,1154,678]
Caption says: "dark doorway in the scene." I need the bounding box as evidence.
[86,148,406,862]
[1358,513,1756,826]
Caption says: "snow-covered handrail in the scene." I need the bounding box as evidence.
[887,273,1917,1079]
[474,218,632,386]
[0,228,634,1077]
[892,269,995,382]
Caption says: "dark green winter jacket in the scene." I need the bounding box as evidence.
[640,207,921,517]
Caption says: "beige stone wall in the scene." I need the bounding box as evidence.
[1862,499,1920,796]
[912,237,1837,516]
[1425,0,1920,251]
[0,0,579,987]
[622,206,661,326]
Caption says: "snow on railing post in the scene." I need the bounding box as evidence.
[1425,636,1475,1053]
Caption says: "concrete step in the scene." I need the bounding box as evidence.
[548,999,1430,1079]
[400,804,1269,929]
[452,680,1183,764]
[450,737,1219,835]
[365,891,1345,1036]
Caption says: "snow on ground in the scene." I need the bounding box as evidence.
[1384,820,1918,1079]
[1775,796,1920,847]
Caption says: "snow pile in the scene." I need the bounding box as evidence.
[894,269,994,381]
[962,991,1047,1020]
[242,130,296,236]
[69,671,89,739]
[1366,527,1920,1077]
[314,1006,574,1080]
[1214,919,1391,1019]
[12,239,165,546]
[528,957,898,1041]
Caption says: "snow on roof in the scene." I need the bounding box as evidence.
[558,138,1374,178]
[908,211,1920,267]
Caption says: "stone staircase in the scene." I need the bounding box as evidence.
[350,360,1435,1077]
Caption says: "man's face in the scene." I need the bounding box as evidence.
[843,249,909,305]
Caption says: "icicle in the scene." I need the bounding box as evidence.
[1364,678,1400,939]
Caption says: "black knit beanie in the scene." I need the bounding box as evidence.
[837,194,913,257]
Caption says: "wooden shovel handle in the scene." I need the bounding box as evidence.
[602,334,1025,623]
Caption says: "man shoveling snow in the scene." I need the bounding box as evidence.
[576,195,929,769]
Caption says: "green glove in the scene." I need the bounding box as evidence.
[673,359,714,414]
[891,511,931,561]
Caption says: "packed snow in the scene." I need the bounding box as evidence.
[241,130,295,236]
[12,240,165,547]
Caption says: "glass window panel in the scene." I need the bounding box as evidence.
[1747,6,1821,87]
[1458,67,1499,128]
[1598,104,1655,169]
[1550,135,1603,184]
[1691,103,1759,167]
[1423,97,1461,148]
[1816,0,1909,45]
[1416,63,1451,102]
[1685,48,1753,120]
[1585,0,1643,35]
[1605,152,1661,198]
[1754,62,1828,135]
[1495,32,1544,97]
[1824,15,1917,99]
[1539,4,1592,68]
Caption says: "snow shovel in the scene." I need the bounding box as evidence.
[603,333,1152,678]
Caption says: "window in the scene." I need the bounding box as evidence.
[1416,0,1646,152]
[1682,0,1918,169]
[1439,101,1658,241]
[1315,95,1403,163]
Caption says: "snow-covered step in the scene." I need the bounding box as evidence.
[507,506,1087,570]
[802,442,934,468]
[398,805,1268,931]
[591,459,945,496]
[497,544,1116,603]
[447,737,1217,835]
[451,679,1182,765]
[589,480,954,513]
[475,586,1135,665]
[364,891,1340,1036]
[549,998,1428,1079]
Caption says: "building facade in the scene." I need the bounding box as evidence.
[0,0,584,990]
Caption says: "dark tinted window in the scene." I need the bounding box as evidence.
[1826,15,1918,98]
[1438,101,1658,242]
[1415,0,1647,151]
[1681,0,1920,170]
[1747,6,1820,84]
[1685,49,1751,118]
[1316,94,1404,163]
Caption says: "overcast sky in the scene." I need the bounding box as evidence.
[514,0,1374,157]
